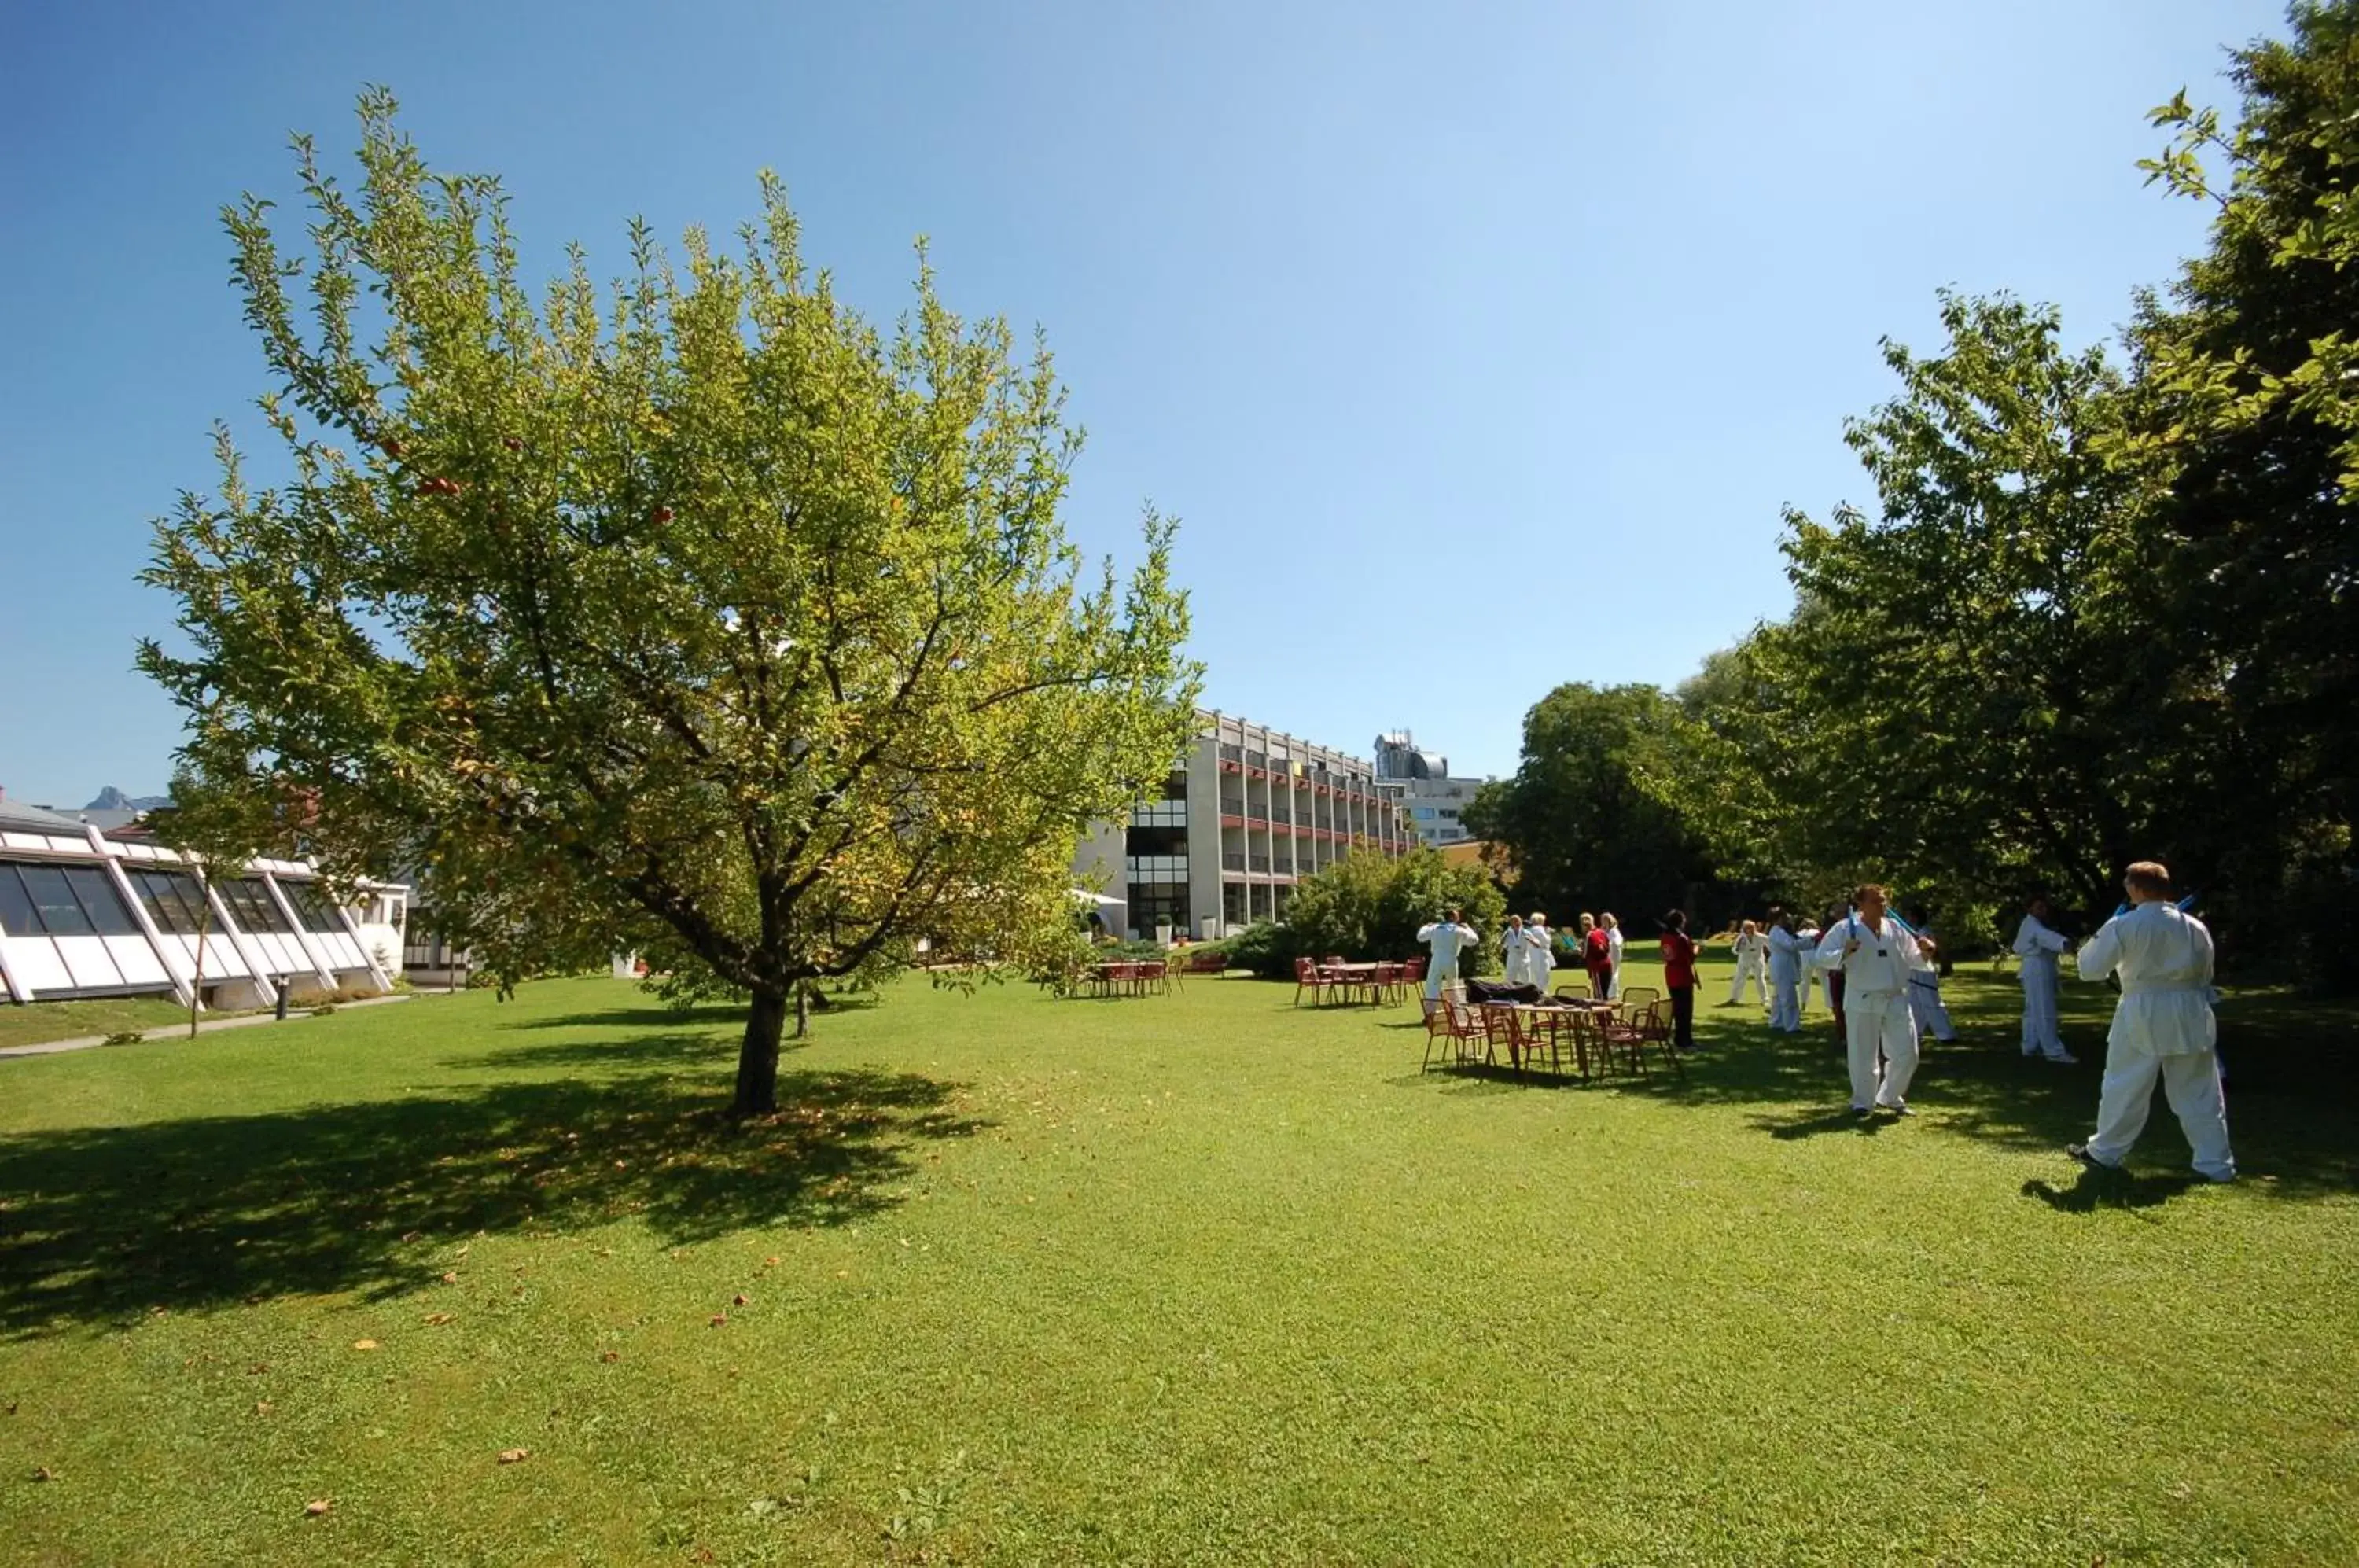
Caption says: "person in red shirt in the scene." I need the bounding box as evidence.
[1660,909,1699,1051]
[1579,913,1611,997]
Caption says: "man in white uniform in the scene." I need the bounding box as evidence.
[1724,919,1769,1008]
[1765,910,1804,1032]
[2013,896,2076,1062]
[1418,909,1479,1015]
[1813,883,1925,1115]
[1794,918,1821,1016]
[2067,862,2234,1182]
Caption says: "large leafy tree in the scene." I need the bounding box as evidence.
[139,93,1198,1112]
[1754,292,2214,918]
[1463,683,1723,926]
[2132,1,2359,947]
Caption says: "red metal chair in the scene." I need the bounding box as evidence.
[1293,955,1334,1007]
[1422,988,1485,1071]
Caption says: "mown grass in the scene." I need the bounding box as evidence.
[0,994,198,1050]
[1,955,2353,1566]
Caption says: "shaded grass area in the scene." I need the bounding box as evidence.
[0,963,2353,1565]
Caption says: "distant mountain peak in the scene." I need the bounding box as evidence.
[84,786,171,812]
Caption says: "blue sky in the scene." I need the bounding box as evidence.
[0,0,2287,807]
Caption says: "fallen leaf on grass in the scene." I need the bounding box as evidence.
[600,1350,620,1364]
[422,1312,455,1327]
[764,1255,781,1267]
[351,1339,380,1352]
[441,1272,459,1285]
[497,1448,530,1465]
[31,1466,54,1482]
[254,1401,273,1415]
[709,1313,728,1327]
[733,1293,749,1307]
[304,1498,331,1517]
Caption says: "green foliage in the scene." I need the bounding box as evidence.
[136,91,1200,1106]
[1220,919,1292,980]
[1464,683,1732,926]
[1753,293,2182,916]
[2127,3,2359,981]
[1277,848,1507,974]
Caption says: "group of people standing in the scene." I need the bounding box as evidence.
[1419,864,2236,1181]
[1727,872,2233,1179]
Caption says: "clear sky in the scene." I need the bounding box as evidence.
[0,0,2289,808]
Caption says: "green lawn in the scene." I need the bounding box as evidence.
[2,956,2353,1565]
[0,994,201,1050]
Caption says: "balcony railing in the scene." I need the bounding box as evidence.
[1248,856,1272,873]
[1221,852,1246,872]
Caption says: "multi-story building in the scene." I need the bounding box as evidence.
[1371,731,1489,847]
[1073,712,1415,940]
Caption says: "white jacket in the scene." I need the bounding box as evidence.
[2074,902,2217,1055]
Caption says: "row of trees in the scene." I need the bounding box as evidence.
[1472,4,2357,982]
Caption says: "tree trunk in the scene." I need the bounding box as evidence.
[189,897,212,1041]
[793,981,811,1038]
[733,987,788,1116]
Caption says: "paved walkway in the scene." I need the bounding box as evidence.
[0,992,416,1059]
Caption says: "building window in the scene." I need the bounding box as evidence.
[0,860,143,937]
[131,870,214,935]
[1127,884,1190,933]
[225,878,295,934]
[279,880,353,934]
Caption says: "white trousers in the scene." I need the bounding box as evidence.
[2086,1043,2234,1180]
[2020,969,2065,1057]
[1845,990,1919,1109]
[1605,961,1621,1000]
[1423,958,1458,1000]
[1798,969,1817,1014]
[1727,951,1768,1006]
[1907,980,1956,1042]
[1768,965,1801,1031]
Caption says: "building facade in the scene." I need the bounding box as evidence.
[1371,731,1489,847]
[1074,712,1415,940]
[0,797,403,1010]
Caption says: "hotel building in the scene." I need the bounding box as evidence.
[1073,711,1415,940]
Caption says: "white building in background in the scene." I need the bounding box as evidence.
[1371,731,1489,847]
[0,796,404,1010]
[1072,711,1414,941]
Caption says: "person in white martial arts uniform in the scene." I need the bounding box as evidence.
[1904,936,1958,1043]
[1603,912,1625,999]
[2013,895,2077,1062]
[1498,914,1530,988]
[1794,918,1821,1016]
[1522,913,1555,991]
[1724,919,1770,1007]
[1812,883,1926,1115]
[2066,862,2234,1180]
[1418,909,1480,1014]
[1766,909,1805,1032]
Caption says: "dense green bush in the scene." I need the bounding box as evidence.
[1221,922,1292,981]
[1220,852,1509,980]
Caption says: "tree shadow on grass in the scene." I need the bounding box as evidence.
[0,1059,989,1342]
[1623,985,2359,1201]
